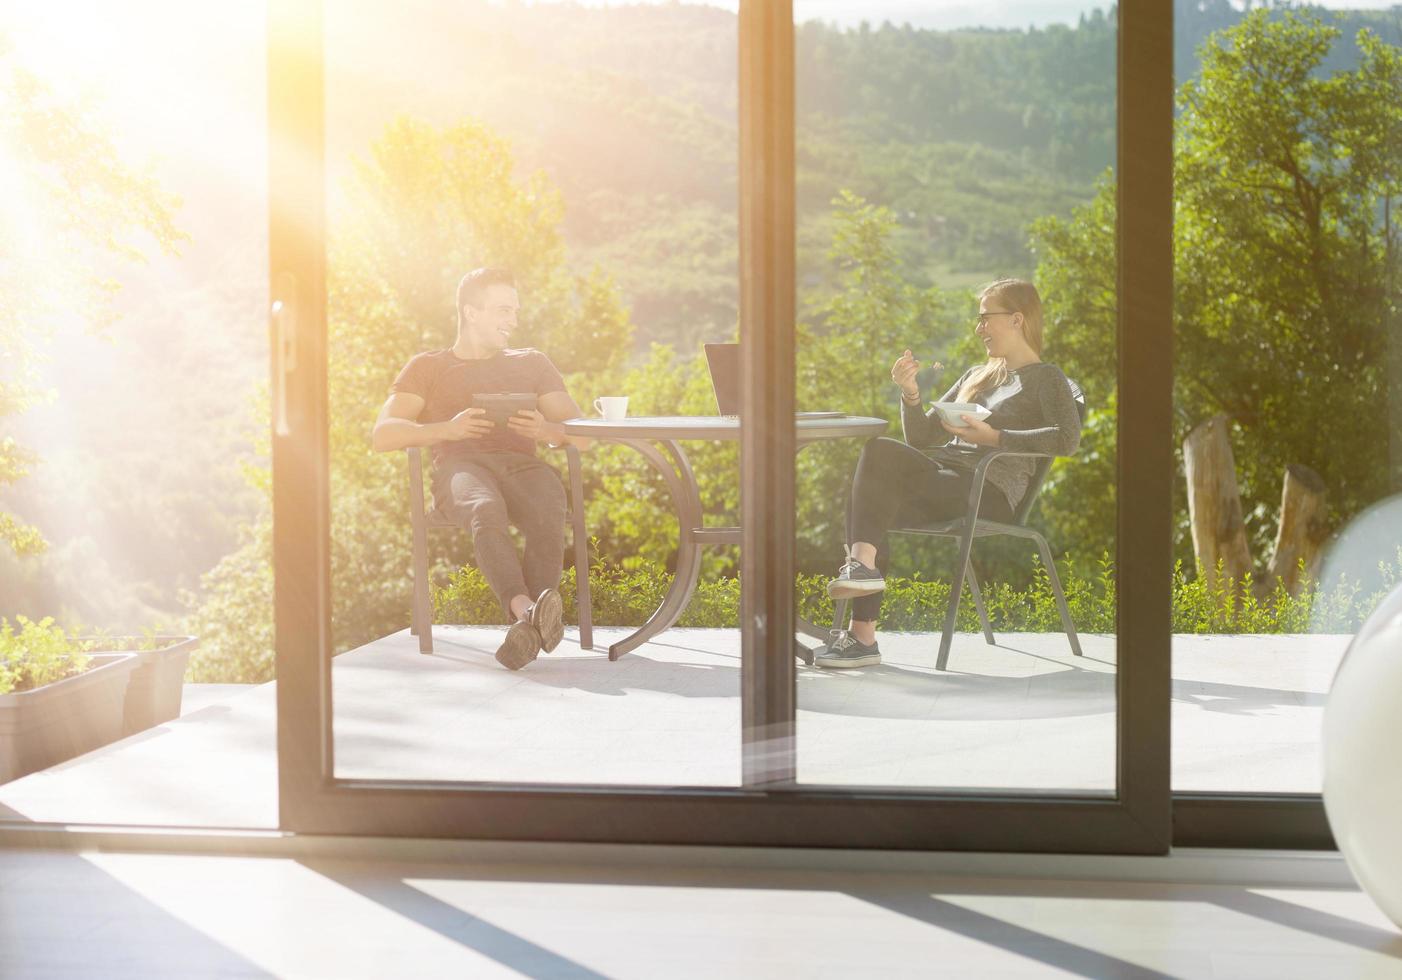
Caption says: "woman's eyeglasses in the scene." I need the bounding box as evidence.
[975,311,1016,328]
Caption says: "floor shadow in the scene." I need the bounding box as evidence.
[420,633,744,701]
[987,640,1117,668]
[1209,886,1402,958]
[306,859,1173,977]
[1173,679,1328,712]
[0,849,273,977]
[297,859,1401,974]
[853,888,1176,979]
[800,662,1116,721]
[301,859,610,979]
[411,648,1117,721]
[386,629,1324,721]
[931,877,1402,960]
[3,848,1394,976]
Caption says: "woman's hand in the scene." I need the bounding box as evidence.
[940,414,1001,447]
[891,350,921,401]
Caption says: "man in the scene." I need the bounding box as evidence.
[372,267,587,670]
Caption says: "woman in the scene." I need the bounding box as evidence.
[816,278,1082,669]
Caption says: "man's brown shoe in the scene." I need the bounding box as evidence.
[494,620,542,671]
[529,588,564,653]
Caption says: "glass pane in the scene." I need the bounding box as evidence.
[1170,5,1402,793]
[326,3,744,786]
[0,4,273,827]
[792,2,1118,792]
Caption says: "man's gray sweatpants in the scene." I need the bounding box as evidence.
[432,452,567,616]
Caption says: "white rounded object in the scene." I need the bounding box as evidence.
[931,401,992,428]
[1323,581,1402,929]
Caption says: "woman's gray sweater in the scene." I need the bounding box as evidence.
[899,361,1083,512]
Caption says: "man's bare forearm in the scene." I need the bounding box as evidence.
[371,418,452,452]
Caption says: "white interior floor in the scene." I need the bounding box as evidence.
[0,628,1347,829]
[0,841,1398,979]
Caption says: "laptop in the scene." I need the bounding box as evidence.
[703,342,842,419]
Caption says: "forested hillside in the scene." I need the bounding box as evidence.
[322,0,1116,348]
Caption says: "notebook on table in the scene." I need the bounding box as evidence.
[703,343,843,419]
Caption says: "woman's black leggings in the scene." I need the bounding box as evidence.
[847,437,1014,622]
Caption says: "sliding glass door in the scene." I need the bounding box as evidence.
[270,0,1173,851]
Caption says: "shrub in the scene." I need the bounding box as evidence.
[435,550,1392,636]
[0,616,91,695]
[171,549,1394,684]
[0,622,188,695]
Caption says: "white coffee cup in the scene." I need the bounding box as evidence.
[594,396,629,421]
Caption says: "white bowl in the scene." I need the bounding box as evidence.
[931,401,992,427]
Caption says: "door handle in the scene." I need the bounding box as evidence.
[271,272,298,437]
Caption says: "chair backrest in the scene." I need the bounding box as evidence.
[1011,376,1087,526]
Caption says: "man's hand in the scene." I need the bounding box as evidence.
[506,408,546,442]
[940,414,1001,447]
[442,407,495,441]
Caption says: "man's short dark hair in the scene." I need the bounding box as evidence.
[456,267,516,322]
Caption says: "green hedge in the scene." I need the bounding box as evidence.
[434,552,1396,635]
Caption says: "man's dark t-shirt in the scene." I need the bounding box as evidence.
[390,348,567,465]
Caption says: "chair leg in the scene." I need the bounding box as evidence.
[830,597,849,635]
[418,578,434,655]
[1035,533,1082,658]
[937,524,977,671]
[408,449,434,655]
[567,446,594,651]
[412,533,433,656]
[966,564,995,646]
[409,537,421,640]
[409,556,422,636]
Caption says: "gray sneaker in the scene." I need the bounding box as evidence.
[495,620,542,671]
[814,630,881,669]
[827,548,886,599]
[529,588,564,653]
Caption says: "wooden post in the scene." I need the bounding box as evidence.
[1261,463,1328,597]
[1183,414,1252,597]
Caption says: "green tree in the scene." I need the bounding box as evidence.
[0,43,182,559]
[1031,11,1402,570]
[1176,10,1402,547]
[191,118,633,681]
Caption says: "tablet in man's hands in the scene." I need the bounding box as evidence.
[471,393,539,430]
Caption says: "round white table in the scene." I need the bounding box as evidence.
[561,414,890,660]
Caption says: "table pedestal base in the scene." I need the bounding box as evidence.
[567,428,877,663]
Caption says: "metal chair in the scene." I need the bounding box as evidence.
[406,445,593,655]
[832,379,1087,670]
